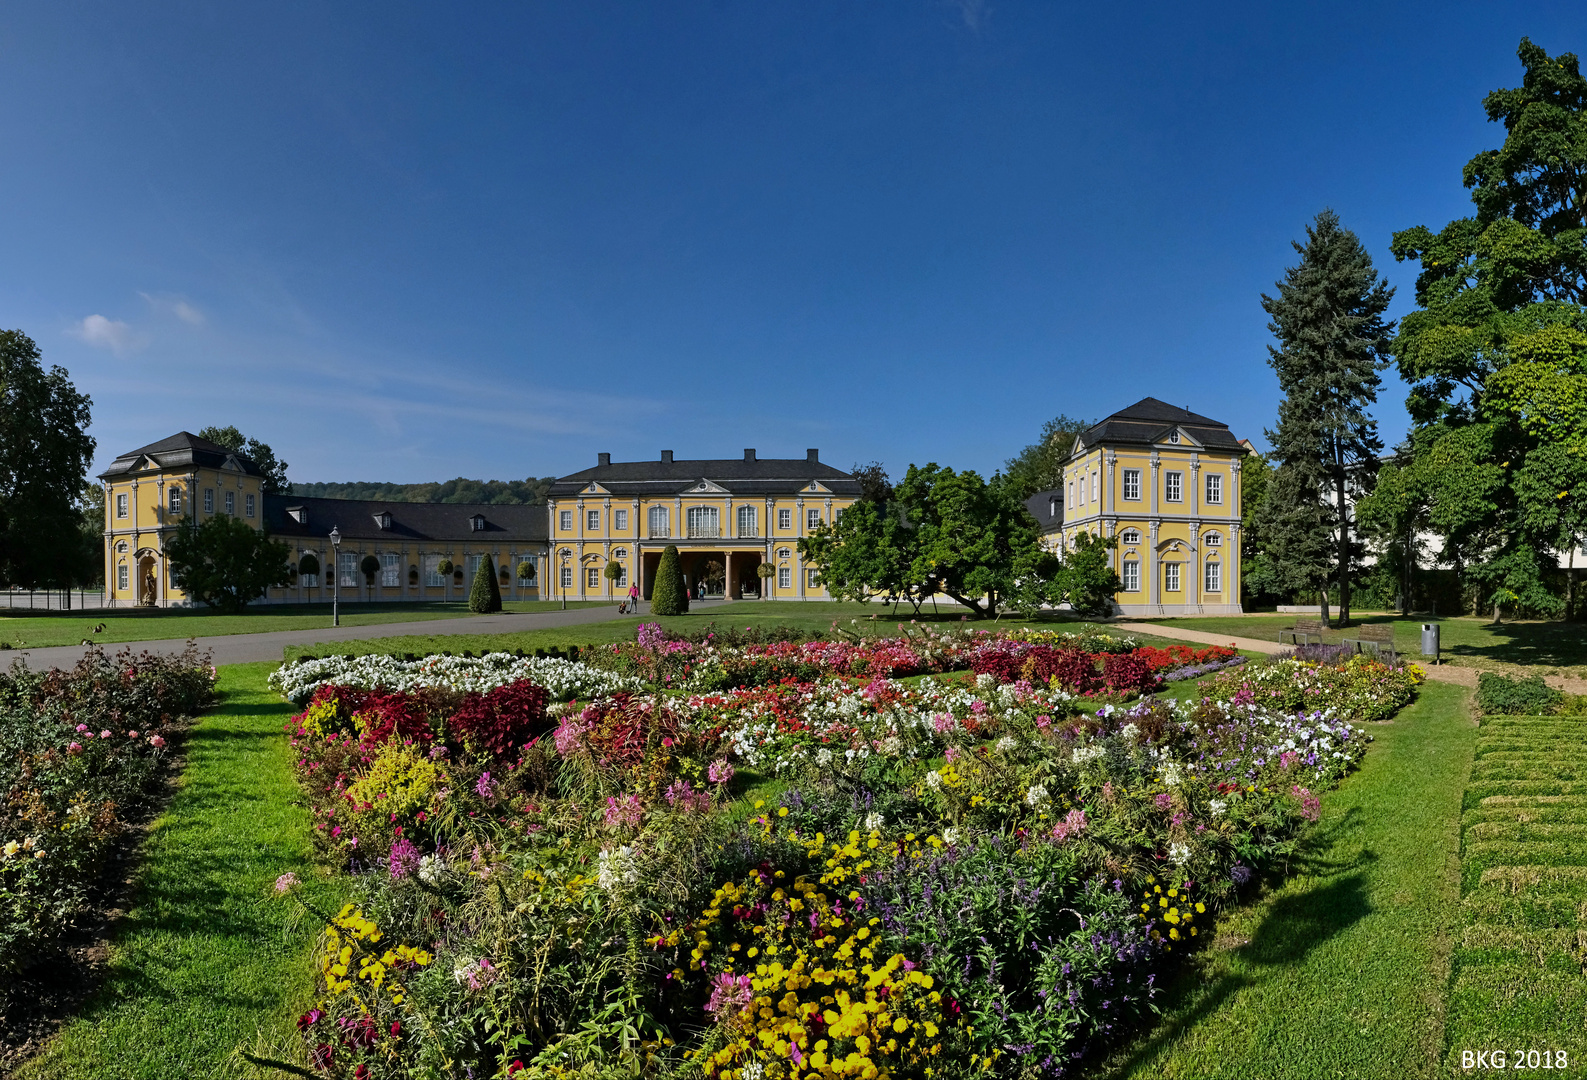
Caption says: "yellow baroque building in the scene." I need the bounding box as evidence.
[100,432,549,607]
[1054,398,1248,616]
[546,449,860,601]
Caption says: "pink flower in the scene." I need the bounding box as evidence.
[127,730,139,738]
[67,742,83,754]
[273,872,300,894]
[76,724,88,732]
[100,730,112,739]
[707,759,735,785]
[148,735,166,748]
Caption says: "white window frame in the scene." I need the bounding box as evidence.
[614,509,628,531]
[1205,560,1222,593]
[648,506,670,537]
[117,563,129,590]
[245,493,256,518]
[586,566,600,589]
[559,510,574,531]
[338,552,358,587]
[116,492,129,518]
[425,555,447,587]
[204,489,214,514]
[1206,473,1223,504]
[778,566,791,588]
[612,562,628,588]
[1165,472,1183,502]
[1091,473,1098,501]
[737,505,758,537]
[806,567,820,589]
[168,487,182,514]
[1122,469,1141,501]
[778,508,791,530]
[806,508,822,531]
[1204,532,1222,547]
[301,572,319,588]
[1121,528,1141,545]
[560,565,573,588]
[687,506,720,538]
[1122,560,1140,592]
[225,491,236,515]
[381,552,400,586]
[586,509,601,532]
[1169,430,1181,444]
[1165,563,1181,592]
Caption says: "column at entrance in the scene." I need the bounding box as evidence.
[725,551,733,600]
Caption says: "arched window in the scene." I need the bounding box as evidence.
[1204,532,1222,547]
[1121,528,1141,545]
[648,506,670,537]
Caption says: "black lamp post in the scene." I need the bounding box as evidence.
[330,526,342,627]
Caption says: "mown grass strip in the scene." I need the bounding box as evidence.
[16,664,340,1080]
[1444,713,1587,1071]
[1100,679,1473,1080]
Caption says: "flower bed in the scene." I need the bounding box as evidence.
[268,650,643,705]
[273,633,1400,1079]
[1198,653,1422,723]
[0,644,217,978]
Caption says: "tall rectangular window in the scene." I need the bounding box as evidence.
[1165,563,1181,592]
[1091,473,1098,501]
[1122,469,1141,501]
[614,509,629,531]
[1205,560,1222,593]
[560,566,573,588]
[586,509,600,532]
[117,563,129,590]
[204,489,214,514]
[1067,482,1073,509]
[381,552,399,586]
[778,566,791,588]
[586,567,600,589]
[737,505,758,537]
[466,555,482,585]
[778,508,791,530]
[612,563,628,588]
[425,555,447,587]
[338,552,358,587]
[648,506,670,537]
[806,508,821,531]
[1206,473,1223,504]
[301,571,319,589]
[245,493,256,518]
[1078,476,1086,505]
[1122,560,1140,592]
[1165,472,1183,502]
[168,487,182,513]
[559,510,573,531]
[807,568,820,589]
[225,491,236,515]
[116,493,128,518]
[687,506,719,538]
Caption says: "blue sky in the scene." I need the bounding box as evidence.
[4,2,1585,486]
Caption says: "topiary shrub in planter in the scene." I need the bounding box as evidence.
[469,555,503,613]
[651,544,688,615]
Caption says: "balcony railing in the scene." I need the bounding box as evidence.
[686,525,721,539]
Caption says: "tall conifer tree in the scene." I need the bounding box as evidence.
[1258,210,1395,625]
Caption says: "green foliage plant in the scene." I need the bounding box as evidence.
[165,514,294,613]
[359,553,380,587]
[650,545,688,615]
[1002,414,1093,500]
[1475,670,1563,715]
[196,424,291,495]
[469,554,503,613]
[517,559,536,582]
[1055,532,1124,617]
[298,552,320,578]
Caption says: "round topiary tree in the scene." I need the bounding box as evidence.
[469,554,503,613]
[603,561,624,591]
[516,559,536,583]
[650,544,688,616]
[756,561,774,597]
[436,558,454,576]
[298,553,320,579]
[360,554,381,590]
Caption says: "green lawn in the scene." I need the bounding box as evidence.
[1140,614,1587,677]
[1443,711,1587,1070]
[0,600,606,650]
[15,664,340,1080]
[1100,679,1474,1080]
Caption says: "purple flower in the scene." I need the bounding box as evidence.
[389,838,421,879]
[707,758,735,785]
[476,772,498,800]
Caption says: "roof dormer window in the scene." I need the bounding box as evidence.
[288,506,308,525]
[470,514,486,532]
[374,512,392,530]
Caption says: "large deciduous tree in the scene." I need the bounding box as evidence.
[1258,210,1394,625]
[0,330,96,589]
[1390,38,1587,619]
[1002,415,1092,500]
[198,424,291,495]
[165,514,294,613]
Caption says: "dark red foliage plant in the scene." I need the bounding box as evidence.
[446,679,552,758]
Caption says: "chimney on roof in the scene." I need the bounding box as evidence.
[744,448,756,461]
[598,452,611,466]
[661,450,673,464]
[807,448,819,463]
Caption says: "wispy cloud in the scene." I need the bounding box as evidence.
[941,0,990,32]
[139,291,205,325]
[68,314,145,355]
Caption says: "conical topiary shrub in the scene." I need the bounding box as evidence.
[469,554,503,613]
[650,544,688,616]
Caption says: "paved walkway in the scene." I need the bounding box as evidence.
[2,601,724,670]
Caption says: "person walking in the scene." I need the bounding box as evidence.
[628,581,640,614]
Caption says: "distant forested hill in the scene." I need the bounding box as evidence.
[289,477,557,505]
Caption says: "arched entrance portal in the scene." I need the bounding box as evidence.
[136,551,158,607]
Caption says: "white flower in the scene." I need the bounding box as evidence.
[975,672,997,692]
[1161,762,1183,787]
[2,841,18,858]
[1024,783,1050,809]
[864,812,883,832]
[995,735,1018,754]
[741,1065,765,1080]
[1209,799,1227,816]
[418,854,445,886]
[1169,842,1191,867]
[596,845,639,891]
[815,748,833,766]
[925,770,943,790]
[943,826,961,845]
[1072,745,1105,765]
[1119,722,1141,742]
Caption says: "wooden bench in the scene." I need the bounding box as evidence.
[1342,623,1398,662]
[1281,618,1325,646]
